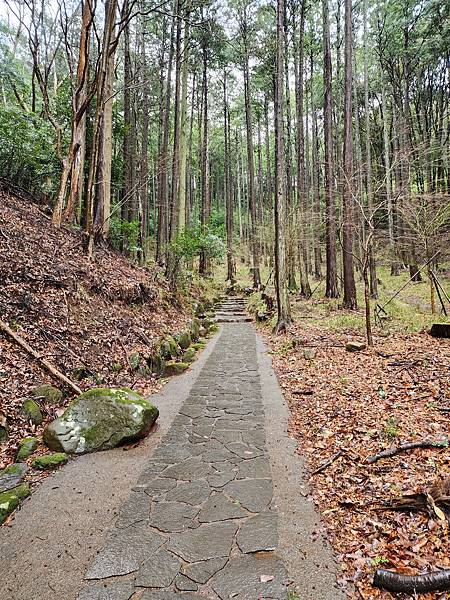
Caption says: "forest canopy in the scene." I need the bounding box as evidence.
[0,0,449,331]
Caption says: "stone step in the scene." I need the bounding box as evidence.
[215,316,253,323]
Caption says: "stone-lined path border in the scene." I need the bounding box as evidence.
[0,321,343,600]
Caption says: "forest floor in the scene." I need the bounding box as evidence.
[0,192,215,472]
[229,261,450,600]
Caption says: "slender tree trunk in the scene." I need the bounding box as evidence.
[156,12,175,264]
[274,0,292,332]
[363,0,377,298]
[293,0,311,296]
[342,0,357,309]
[223,71,235,284]
[199,38,210,276]
[381,82,398,275]
[311,52,322,280]
[178,14,190,233]
[322,0,339,297]
[242,25,261,289]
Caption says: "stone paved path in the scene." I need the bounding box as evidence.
[78,323,290,600]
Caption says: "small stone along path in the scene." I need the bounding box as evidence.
[79,313,290,599]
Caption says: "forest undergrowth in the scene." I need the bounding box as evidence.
[0,192,214,470]
[262,291,450,600]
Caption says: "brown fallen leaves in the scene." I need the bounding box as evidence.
[265,319,450,599]
[0,192,190,469]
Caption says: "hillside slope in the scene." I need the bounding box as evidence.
[0,191,191,467]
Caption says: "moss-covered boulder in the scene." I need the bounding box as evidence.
[0,483,30,524]
[32,384,63,404]
[202,318,213,332]
[164,361,189,377]
[43,387,159,454]
[31,453,68,470]
[182,347,196,363]
[0,423,8,442]
[147,348,166,376]
[175,331,191,350]
[20,399,43,425]
[129,352,141,370]
[164,335,180,357]
[15,437,38,462]
[158,339,172,361]
[192,342,205,351]
[0,463,28,493]
[188,319,201,343]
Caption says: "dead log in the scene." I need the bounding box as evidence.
[366,439,449,464]
[373,568,450,594]
[0,319,82,395]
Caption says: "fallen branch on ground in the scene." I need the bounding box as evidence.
[312,450,343,475]
[373,568,450,594]
[0,319,81,395]
[381,477,450,519]
[366,439,449,464]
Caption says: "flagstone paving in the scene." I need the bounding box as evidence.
[79,323,290,599]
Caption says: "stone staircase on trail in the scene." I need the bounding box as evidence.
[214,297,252,324]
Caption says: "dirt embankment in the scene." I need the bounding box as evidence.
[0,192,191,468]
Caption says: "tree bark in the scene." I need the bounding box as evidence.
[274,0,292,332]
[342,0,357,309]
[322,0,339,297]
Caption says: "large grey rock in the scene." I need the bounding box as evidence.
[223,479,273,512]
[161,457,212,481]
[210,553,288,600]
[167,522,238,562]
[345,341,366,352]
[236,511,278,553]
[198,493,247,522]
[169,480,211,505]
[77,582,134,600]
[135,549,181,587]
[43,388,159,454]
[181,557,228,584]
[148,501,198,532]
[0,463,28,493]
[85,526,164,579]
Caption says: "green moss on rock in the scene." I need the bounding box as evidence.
[147,349,165,376]
[15,437,38,462]
[182,347,196,363]
[192,342,205,351]
[129,352,142,371]
[32,385,63,404]
[0,463,28,493]
[164,335,180,357]
[21,399,43,425]
[175,331,191,350]
[43,388,159,454]
[164,361,189,377]
[0,483,30,523]
[188,319,201,342]
[31,453,68,470]
[0,424,8,442]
